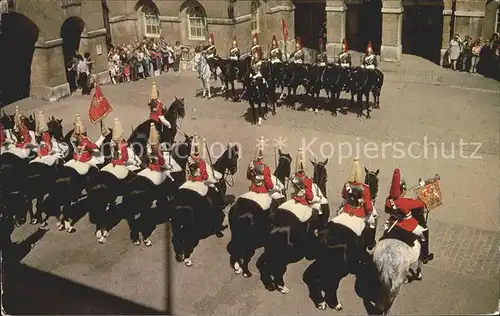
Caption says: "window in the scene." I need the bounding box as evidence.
[143,6,160,37]
[496,8,500,34]
[188,5,207,40]
[251,1,260,35]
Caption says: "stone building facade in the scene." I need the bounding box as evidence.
[1,0,499,104]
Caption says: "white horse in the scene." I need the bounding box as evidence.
[372,237,422,315]
[193,52,212,99]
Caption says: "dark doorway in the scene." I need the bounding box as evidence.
[402,5,444,64]
[61,16,85,89]
[293,0,326,50]
[0,12,39,106]
[346,0,382,53]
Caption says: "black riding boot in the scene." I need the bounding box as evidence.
[365,227,377,252]
[420,230,434,264]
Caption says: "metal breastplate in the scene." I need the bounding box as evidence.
[229,48,239,57]
[252,61,261,73]
[291,176,305,197]
[112,142,123,160]
[346,183,364,208]
[364,55,375,65]
[188,157,201,177]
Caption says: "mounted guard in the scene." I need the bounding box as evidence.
[13,106,32,149]
[384,168,435,263]
[250,33,262,57]
[338,157,377,251]
[203,32,218,79]
[187,133,209,186]
[149,82,171,129]
[247,137,278,194]
[68,114,107,166]
[337,38,352,68]
[229,35,240,61]
[269,35,283,64]
[250,49,267,86]
[316,38,328,67]
[290,37,304,64]
[98,117,133,180]
[361,41,377,70]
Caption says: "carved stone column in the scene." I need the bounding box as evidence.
[325,0,346,61]
[380,0,403,62]
[265,0,295,56]
[441,0,453,65]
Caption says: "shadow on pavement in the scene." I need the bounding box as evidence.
[2,262,166,315]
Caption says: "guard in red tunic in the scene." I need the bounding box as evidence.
[149,82,171,129]
[111,117,129,166]
[35,110,53,157]
[187,133,209,183]
[147,123,165,171]
[385,168,434,263]
[341,157,377,250]
[13,106,32,149]
[247,137,276,194]
[291,149,315,206]
[71,114,107,167]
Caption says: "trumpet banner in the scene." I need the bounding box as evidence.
[89,84,113,124]
[413,179,443,211]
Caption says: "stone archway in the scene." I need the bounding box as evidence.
[60,16,85,92]
[293,0,326,49]
[346,0,382,53]
[402,1,444,64]
[0,12,39,105]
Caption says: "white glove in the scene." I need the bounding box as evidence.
[159,116,172,129]
[95,135,105,148]
[311,196,322,204]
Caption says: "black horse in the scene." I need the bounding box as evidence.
[127,97,186,156]
[227,149,292,278]
[171,143,240,267]
[215,56,252,102]
[303,64,324,112]
[258,159,329,294]
[283,63,308,109]
[321,64,347,116]
[346,68,384,118]
[269,61,287,101]
[247,70,272,125]
[303,166,380,311]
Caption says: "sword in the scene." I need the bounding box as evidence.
[273,146,277,170]
[203,137,216,180]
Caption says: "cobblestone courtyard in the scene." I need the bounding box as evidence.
[5,55,500,314]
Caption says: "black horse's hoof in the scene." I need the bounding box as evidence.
[422,253,434,264]
[272,110,276,116]
[243,271,252,278]
[175,253,185,262]
[264,282,277,292]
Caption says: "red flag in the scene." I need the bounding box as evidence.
[282,18,288,41]
[89,84,113,124]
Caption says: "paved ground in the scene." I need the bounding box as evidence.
[4,54,500,314]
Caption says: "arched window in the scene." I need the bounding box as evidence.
[251,0,260,35]
[142,4,160,37]
[188,5,207,40]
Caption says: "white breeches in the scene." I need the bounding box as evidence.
[361,64,375,70]
[412,225,427,240]
[230,56,238,61]
[341,63,350,68]
[271,59,282,64]
[318,62,326,67]
[86,155,105,168]
[252,73,267,84]
[207,54,214,59]
[294,60,303,64]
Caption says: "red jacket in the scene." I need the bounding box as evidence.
[341,181,373,217]
[385,197,425,232]
[73,136,98,162]
[148,147,165,171]
[150,101,163,122]
[15,125,32,148]
[0,124,5,144]
[247,160,274,193]
[112,140,129,166]
[188,156,209,182]
[292,172,314,205]
[38,132,53,157]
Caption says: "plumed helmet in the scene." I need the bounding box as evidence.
[343,38,348,52]
[255,136,265,160]
[74,114,86,134]
[36,110,48,133]
[348,157,363,183]
[112,117,124,141]
[151,82,158,100]
[14,106,22,126]
[190,133,201,156]
[253,33,259,45]
[232,35,238,46]
[318,38,324,52]
[272,35,278,47]
[209,33,215,45]
[148,122,159,147]
[389,168,403,199]
[295,148,306,173]
[296,37,302,49]
[367,41,373,54]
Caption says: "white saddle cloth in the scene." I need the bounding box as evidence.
[64,159,92,175]
[239,191,272,210]
[101,163,130,180]
[179,180,209,196]
[318,62,326,67]
[311,183,328,214]
[330,211,366,237]
[137,168,171,186]
[294,60,303,64]
[278,199,313,223]
[271,59,282,64]
[162,151,183,173]
[205,164,222,185]
[4,147,31,159]
[30,154,60,166]
[341,63,350,68]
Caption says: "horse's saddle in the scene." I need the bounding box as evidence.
[206,165,222,182]
[101,163,130,180]
[30,154,60,167]
[311,183,328,214]
[239,191,272,211]
[5,147,31,159]
[179,180,209,196]
[64,159,92,175]
[330,211,365,237]
[278,199,313,223]
[137,168,170,186]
